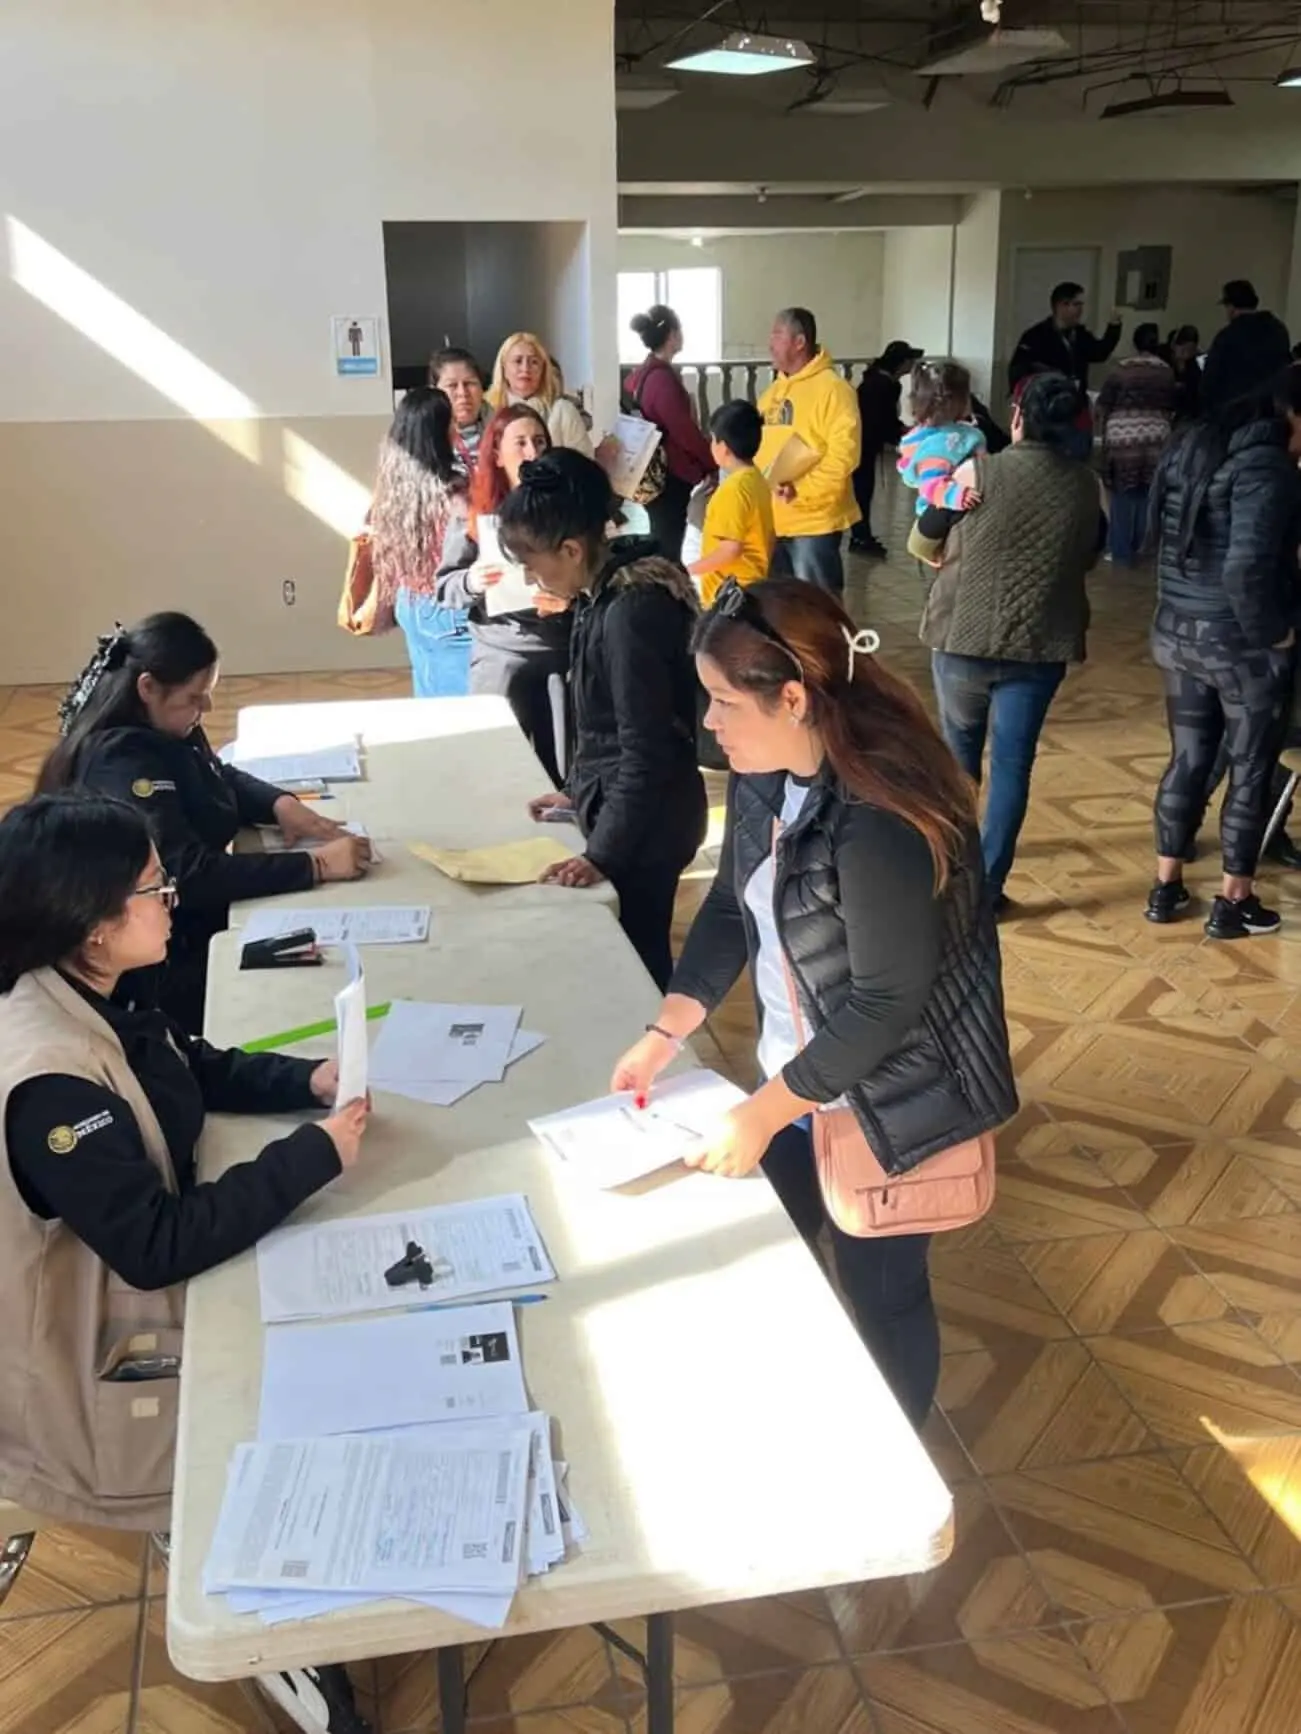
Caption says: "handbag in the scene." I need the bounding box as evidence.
[621,366,668,507]
[771,820,996,1238]
[337,527,395,638]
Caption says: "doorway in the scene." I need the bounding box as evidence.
[1009,245,1102,342]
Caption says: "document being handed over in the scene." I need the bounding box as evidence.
[529,1069,747,1188]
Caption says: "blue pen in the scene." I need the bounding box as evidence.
[411,1293,550,1313]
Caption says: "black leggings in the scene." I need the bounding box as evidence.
[644,473,693,564]
[761,1122,938,1429]
[1152,608,1293,876]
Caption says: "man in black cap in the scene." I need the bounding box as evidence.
[851,339,922,557]
[1202,279,1291,412]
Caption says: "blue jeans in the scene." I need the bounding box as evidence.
[1108,484,1149,564]
[772,532,845,594]
[932,652,1066,898]
[395,589,471,697]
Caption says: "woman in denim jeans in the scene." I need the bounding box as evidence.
[919,373,1104,916]
[370,388,470,697]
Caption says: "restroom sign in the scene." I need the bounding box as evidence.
[332,315,381,376]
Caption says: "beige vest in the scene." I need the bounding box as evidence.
[0,970,186,1530]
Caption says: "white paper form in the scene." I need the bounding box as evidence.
[230,743,363,784]
[373,1029,545,1109]
[256,822,384,865]
[529,1068,747,1188]
[370,1000,523,1086]
[241,906,431,948]
[206,1428,532,1596]
[258,1302,527,1442]
[476,516,536,618]
[598,414,664,499]
[257,1194,555,1323]
[334,946,368,1106]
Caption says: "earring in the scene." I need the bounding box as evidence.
[788,712,800,727]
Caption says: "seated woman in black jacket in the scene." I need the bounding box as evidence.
[0,794,371,1734]
[37,613,371,1030]
[611,578,1018,1427]
[1145,372,1301,938]
[499,449,707,991]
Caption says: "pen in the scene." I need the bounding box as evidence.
[411,1294,551,1313]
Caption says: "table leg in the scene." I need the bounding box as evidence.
[645,1612,674,1734]
[437,1644,467,1734]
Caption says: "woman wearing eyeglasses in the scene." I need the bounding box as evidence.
[37,613,371,1031]
[611,578,1017,1427]
[499,448,706,989]
[0,793,372,1733]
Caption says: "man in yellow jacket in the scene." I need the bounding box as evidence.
[757,308,862,594]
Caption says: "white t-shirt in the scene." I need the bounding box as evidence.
[744,776,812,1080]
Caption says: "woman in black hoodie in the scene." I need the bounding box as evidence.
[500,450,707,989]
[1146,376,1301,937]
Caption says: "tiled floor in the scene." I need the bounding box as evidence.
[6,524,1301,1731]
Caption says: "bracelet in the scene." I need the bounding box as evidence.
[645,1023,684,1049]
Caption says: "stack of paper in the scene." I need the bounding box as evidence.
[256,821,383,865]
[203,1299,580,1627]
[241,906,431,947]
[256,1194,556,1323]
[370,999,542,1106]
[227,740,364,786]
[529,1069,747,1188]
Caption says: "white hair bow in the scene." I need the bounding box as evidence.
[842,624,881,679]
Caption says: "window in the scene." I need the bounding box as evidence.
[617,267,722,365]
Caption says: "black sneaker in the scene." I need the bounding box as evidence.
[851,536,888,559]
[1145,881,1191,924]
[256,1667,373,1734]
[1204,893,1281,940]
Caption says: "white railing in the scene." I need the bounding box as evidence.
[620,357,875,423]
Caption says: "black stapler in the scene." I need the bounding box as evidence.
[239,927,323,970]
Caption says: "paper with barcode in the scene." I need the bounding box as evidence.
[257,1302,526,1441]
[205,1427,532,1595]
[255,1193,555,1323]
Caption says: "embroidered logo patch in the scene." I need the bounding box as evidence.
[131,778,154,798]
[45,1111,113,1154]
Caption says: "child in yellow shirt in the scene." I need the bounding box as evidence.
[689,400,775,606]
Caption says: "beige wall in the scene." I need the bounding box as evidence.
[880,228,954,363]
[0,0,617,685]
[617,232,886,361]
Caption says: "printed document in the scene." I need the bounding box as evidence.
[530,1068,747,1187]
[256,1193,555,1322]
[257,1302,527,1441]
[598,414,663,499]
[372,1028,544,1108]
[476,516,536,617]
[370,999,523,1085]
[206,1427,532,1595]
[241,905,431,947]
[256,822,383,865]
[229,742,363,785]
[333,945,368,1106]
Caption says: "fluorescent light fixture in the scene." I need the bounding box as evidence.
[917,28,1069,75]
[668,32,814,76]
[615,77,680,110]
[1276,66,1301,88]
[800,89,891,115]
[1101,87,1233,118]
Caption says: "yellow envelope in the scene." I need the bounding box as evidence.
[760,430,820,488]
[409,838,573,884]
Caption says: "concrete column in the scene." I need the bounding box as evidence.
[950,191,1005,401]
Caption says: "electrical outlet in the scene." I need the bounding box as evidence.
[282,580,296,606]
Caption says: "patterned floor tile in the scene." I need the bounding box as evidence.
[1171,1219,1301,1342]
[0,1604,141,1734]
[1111,1138,1299,1228]
[1090,1324,1301,1449]
[0,1526,145,1621]
[625,1664,871,1734]
[1015,1231,1228,1335]
[1172,1428,1301,1590]
[986,1453,1263,1615]
[379,1627,622,1728]
[1061,1593,1301,1733]
[858,1638,1126,1732]
[607,1592,842,1689]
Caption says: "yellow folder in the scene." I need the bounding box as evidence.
[758,429,820,488]
[409,838,572,885]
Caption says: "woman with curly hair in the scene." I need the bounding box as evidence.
[432,404,572,783]
[485,332,593,457]
[370,386,471,697]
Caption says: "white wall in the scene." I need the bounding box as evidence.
[999,186,1296,361]
[880,228,955,361]
[0,0,618,681]
[951,193,1003,402]
[617,232,886,360]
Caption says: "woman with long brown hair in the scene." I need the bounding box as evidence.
[434,404,571,783]
[611,578,1017,1426]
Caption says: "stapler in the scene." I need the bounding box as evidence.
[239,927,323,970]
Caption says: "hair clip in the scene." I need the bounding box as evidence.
[842,625,881,679]
[57,624,129,735]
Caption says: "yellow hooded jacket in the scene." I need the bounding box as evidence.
[758,348,862,539]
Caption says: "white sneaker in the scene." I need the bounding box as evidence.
[255,1666,372,1734]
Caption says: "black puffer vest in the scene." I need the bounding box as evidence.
[733,769,1018,1176]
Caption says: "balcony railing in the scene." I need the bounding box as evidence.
[619,357,874,424]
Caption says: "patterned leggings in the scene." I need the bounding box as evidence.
[1151,607,1293,877]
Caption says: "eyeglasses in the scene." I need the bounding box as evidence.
[132,875,178,911]
[709,579,805,678]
